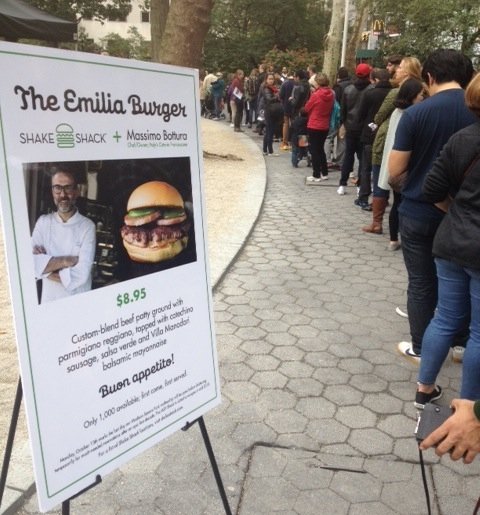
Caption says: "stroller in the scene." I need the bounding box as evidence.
[290,112,311,167]
[203,91,226,120]
[291,133,311,168]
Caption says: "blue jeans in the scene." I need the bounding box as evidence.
[213,95,223,118]
[372,165,389,199]
[418,258,480,399]
[399,214,442,354]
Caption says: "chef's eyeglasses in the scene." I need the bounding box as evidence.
[52,184,76,194]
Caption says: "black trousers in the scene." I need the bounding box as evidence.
[308,128,329,178]
[234,100,244,129]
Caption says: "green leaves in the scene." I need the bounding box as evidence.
[29,0,132,23]
[203,0,328,73]
[374,0,480,60]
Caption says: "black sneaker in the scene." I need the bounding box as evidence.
[414,385,443,409]
[354,198,369,209]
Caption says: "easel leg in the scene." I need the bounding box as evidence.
[184,417,232,515]
[61,475,102,514]
[0,378,23,509]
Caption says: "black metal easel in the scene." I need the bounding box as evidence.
[0,377,23,509]
[0,379,232,514]
[182,417,233,515]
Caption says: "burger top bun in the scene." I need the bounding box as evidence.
[127,181,184,211]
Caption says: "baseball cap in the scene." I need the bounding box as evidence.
[355,63,372,78]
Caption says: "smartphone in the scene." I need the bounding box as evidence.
[415,404,453,443]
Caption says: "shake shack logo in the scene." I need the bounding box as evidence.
[19,124,108,147]
[56,123,75,148]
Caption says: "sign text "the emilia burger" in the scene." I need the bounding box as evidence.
[14,85,187,122]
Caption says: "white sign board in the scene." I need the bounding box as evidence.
[0,42,221,512]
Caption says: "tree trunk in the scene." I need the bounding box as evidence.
[150,0,170,62]
[346,0,369,70]
[156,0,214,68]
[322,0,345,84]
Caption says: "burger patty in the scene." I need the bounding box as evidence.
[121,220,191,248]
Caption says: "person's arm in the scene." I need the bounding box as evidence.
[32,218,77,278]
[356,90,370,126]
[423,136,467,205]
[420,399,480,464]
[388,150,411,178]
[374,88,397,126]
[58,221,96,292]
[340,88,348,125]
[304,91,315,114]
[33,246,78,274]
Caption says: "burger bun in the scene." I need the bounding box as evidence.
[127,181,184,212]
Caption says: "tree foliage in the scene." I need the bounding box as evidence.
[28,0,132,22]
[373,0,480,62]
[263,47,322,74]
[203,0,329,73]
[101,27,150,60]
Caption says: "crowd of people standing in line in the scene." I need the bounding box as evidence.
[201,50,480,464]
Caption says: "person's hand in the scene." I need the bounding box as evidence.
[33,245,47,254]
[47,271,61,283]
[63,256,79,268]
[420,399,480,464]
[338,124,346,139]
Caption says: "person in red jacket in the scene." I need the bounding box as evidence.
[304,73,335,183]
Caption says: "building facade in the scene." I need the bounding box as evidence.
[79,0,151,45]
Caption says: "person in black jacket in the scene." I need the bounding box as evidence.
[337,63,372,195]
[414,72,480,408]
[355,68,392,209]
[260,73,282,155]
[289,70,310,119]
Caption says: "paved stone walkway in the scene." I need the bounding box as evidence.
[5,122,480,514]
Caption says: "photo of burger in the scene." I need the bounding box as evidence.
[121,181,191,263]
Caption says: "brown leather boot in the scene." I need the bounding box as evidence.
[362,197,388,234]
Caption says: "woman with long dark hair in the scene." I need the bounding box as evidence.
[260,73,282,156]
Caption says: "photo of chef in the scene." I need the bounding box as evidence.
[24,157,196,303]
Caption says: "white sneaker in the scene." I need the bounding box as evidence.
[230,123,234,128]
[337,185,346,195]
[395,306,408,318]
[320,175,329,181]
[397,341,421,365]
[306,176,321,183]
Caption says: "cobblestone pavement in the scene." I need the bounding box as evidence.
[8,124,480,514]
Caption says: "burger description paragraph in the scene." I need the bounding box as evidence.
[58,298,193,375]
[54,377,210,472]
